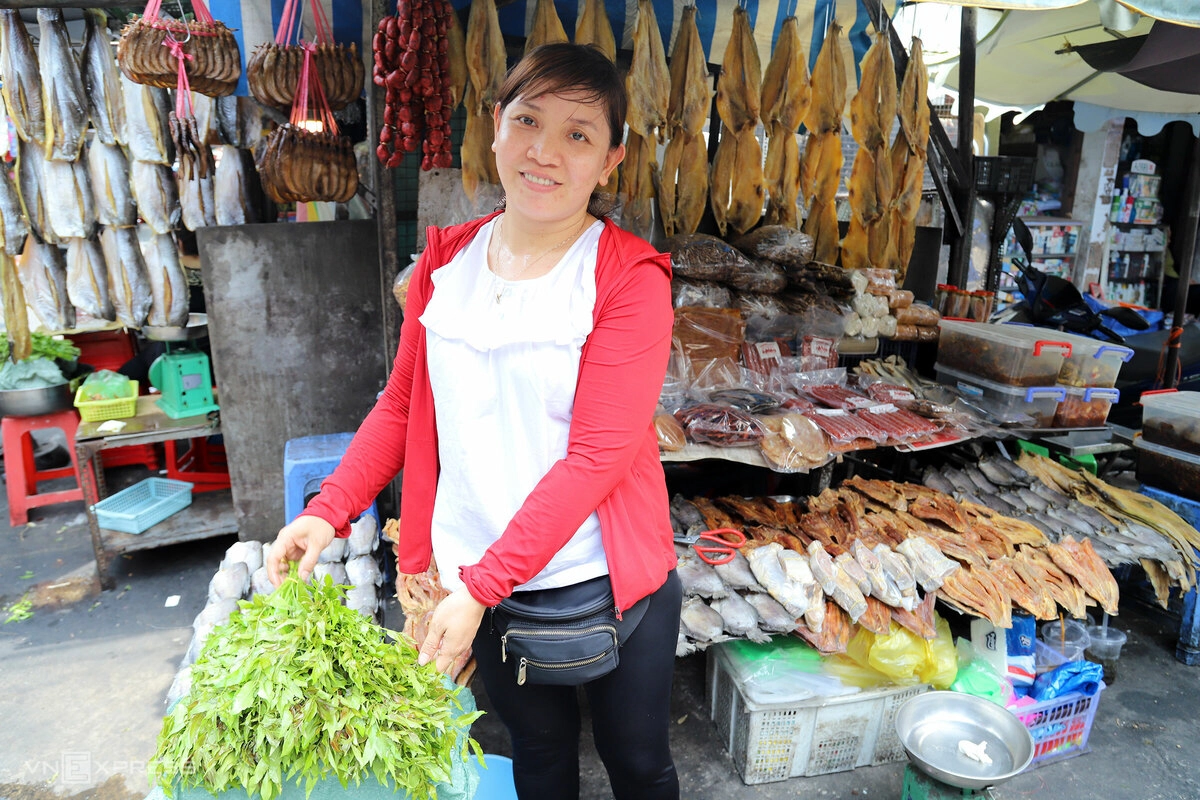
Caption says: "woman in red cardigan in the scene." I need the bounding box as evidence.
[268,43,681,800]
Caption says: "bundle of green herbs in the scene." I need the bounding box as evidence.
[150,571,482,800]
[0,332,80,364]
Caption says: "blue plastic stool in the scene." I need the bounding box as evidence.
[283,432,379,525]
[476,755,517,800]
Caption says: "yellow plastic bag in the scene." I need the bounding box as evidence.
[867,623,927,682]
[919,616,959,689]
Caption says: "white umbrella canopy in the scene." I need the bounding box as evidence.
[898,1,1200,116]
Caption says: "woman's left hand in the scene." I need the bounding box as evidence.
[417,588,488,674]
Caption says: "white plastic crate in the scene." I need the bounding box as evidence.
[706,645,928,784]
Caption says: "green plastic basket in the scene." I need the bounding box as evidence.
[92,478,194,534]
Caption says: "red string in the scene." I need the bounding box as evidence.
[191,0,215,25]
[309,0,332,44]
[144,0,163,20]
[275,0,303,45]
[289,43,338,135]
[166,38,194,117]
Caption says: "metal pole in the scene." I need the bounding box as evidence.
[1162,132,1200,388]
[370,0,403,369]
[947,6,977,289]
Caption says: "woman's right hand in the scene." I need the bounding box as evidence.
[266,515,337,587]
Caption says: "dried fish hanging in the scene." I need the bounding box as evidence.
[760,15,810,228]
[799,20,846,264]
[841,28,895,270]
[459,0,504,204]
[657,4,711,239]
[888,38,929,280]
[117,0,241,97]
[248,0,364,112]
[709,4,765,238]
[164,39,214,182]
[258,45,358,203]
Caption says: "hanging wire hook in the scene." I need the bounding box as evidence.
[165,0,191,44]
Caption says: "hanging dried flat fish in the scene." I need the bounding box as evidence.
[0,165,29,258]
[617,129,657,242]
[100,225,152,328]
[574,0,616,62]
[215,95,263,149]
[66,237,115,322]
[625,0,670,145]
[461,0,505,202]
[524,0,567,54]
[81,11,126,146]
[43,158,96,241]
[659,5,711,238]
[141,228,189,327]
[842,30,895,269]
[180,172,218,231]
[1,251,31,360]
[131,160,182,234]
[38,9,89,162]
[799,21,846,264]
[122,75,174,165]
[0,10,45,146]
[18,238,74,331]
[761,16,810,227]
[710,6,764,237]
[214,145,255,226]
[888,38,928,278]
[16,140,55,244]
[88,141,138,228]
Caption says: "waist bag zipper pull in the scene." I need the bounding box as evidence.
[500,634,508,663]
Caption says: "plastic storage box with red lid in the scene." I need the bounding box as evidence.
[996,325,1133,388]
[1133,436,1200,497]
[1140,390,1200,456]
[936,363,1065,427]
[936,320,1072,387]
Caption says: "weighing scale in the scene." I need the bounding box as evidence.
[144,313,220,419]
[895,691,1034,800]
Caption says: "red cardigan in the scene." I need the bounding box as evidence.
[304,211,678,614]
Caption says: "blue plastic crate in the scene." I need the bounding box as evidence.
[92,478,194,534]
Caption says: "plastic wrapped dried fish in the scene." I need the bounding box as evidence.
[220,540,264,574]
[317,537,346,564]
[346,514,379,558]
[207,562,250,603]
[746,542,809,618]
[313,561,348,586]
[346,555,382,588]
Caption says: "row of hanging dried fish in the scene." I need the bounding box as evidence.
[0,8,259,344]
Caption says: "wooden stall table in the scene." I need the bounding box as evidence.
[75,396,237,589]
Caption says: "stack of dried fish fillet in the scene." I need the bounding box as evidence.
[841,29,896,270]
[799,21,846,264]
[888,38,929,279]
[709,6,764,238]
[618,0,669,241]
[658,6,711,239]
[760,17,810,228]
[671,467,1146,656]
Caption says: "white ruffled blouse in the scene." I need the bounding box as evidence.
[419,216,608,593]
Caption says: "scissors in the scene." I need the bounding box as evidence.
[691,528,747,566]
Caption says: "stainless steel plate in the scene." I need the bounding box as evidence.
[143,313,209,342]
[895,691,1034,790]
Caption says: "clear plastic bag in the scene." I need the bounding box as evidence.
[674,402,767,447]
[664,233,750,282]
[672,278,733,309]
[672,306,745,365]
[653,404,687,451]
[726,257,787,294]
[757,412,831,472]
[734,292,789,317]
[77,369,131,400]
[895,303,942,327]
[392,257,417,310]
[731,225,815,268]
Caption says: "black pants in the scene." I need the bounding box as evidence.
[472,570,683,800]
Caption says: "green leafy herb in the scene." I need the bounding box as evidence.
[149,571,482,800]
[4,594,33,623]
[0,333,81,364]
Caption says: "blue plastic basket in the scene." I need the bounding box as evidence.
[92,477,194,534]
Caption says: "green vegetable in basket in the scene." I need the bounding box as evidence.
[0,332,81,364]
[77,369,132,401]
[149,569,483,800]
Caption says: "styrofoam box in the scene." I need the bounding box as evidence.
[706,646,928,785]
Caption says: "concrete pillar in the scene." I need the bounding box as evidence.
[1074,117,1125,290]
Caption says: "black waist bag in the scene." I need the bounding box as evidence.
[493,575,649,686]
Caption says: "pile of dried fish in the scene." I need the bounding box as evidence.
[249,42,365,111]
[117,6,241,97]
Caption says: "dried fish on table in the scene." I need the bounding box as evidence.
[746,542,810,618]
[0,10,45,145]
[131,161,181,234]
[214,146,255,226]
[713,549,764,593]
[710,593,771,643]
[676,548,728,599]
[1046,535,1119,616]
[680,596,726,644]
[141,228,189,327]
[795,600,851,655]
[44,158,96,241]
[100,225,152,328]
[81,11,126,146]
[808,541,867,621]
[16,140,55,243]
[895,536,958,592]
[121,75,173,165]
[891,591,937,639]
[88,141,138,227]
[38,9,88,162]
[1,252,31,360]
[940,564,1012,629]
[17,239,74,330]
[743,591,797,633]
[65,237,114,322]
[0,165,29,257]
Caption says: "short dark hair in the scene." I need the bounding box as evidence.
[495,43,627,150]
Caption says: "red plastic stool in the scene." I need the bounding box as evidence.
[1,409,84,526]
[164,436,230,493]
